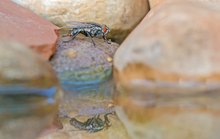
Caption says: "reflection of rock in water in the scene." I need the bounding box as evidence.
[76,103,115,117]
[0,41,61,139]
[59,79,115,118]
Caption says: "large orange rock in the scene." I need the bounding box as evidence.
[114,1,220,85]
[0,1,58,60]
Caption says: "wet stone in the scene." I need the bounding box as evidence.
[0,41,62,139]
[50,36,118,87]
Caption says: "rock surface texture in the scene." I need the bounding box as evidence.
[50,36,118,86]
[0,1,58,60]
[0,41,62,139]
[12,0,149,43]
[114,1,220,85]
[114,1,220,139]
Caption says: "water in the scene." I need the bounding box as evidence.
[0,86,60,139]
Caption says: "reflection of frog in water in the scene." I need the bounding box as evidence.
[69,113,112,133]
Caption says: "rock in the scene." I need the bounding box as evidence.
[50,35,118,87]
[114,1,220,85]
[114,1,220,139]
[0,41,62,139]
[0,1,58,60]
[149,0,220,9]
[12,0,149,43]
[148,0,164,8]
